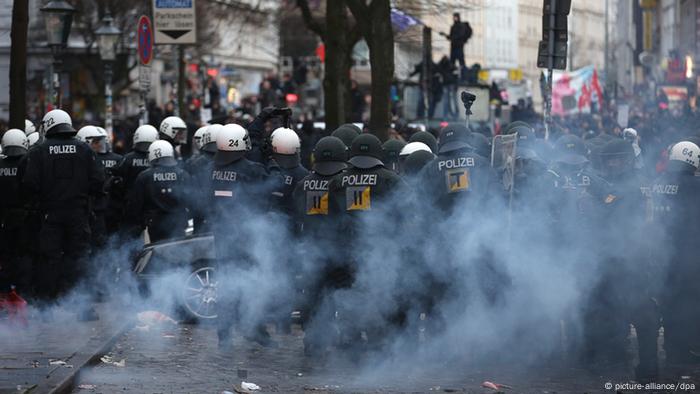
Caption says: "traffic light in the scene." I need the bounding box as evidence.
[537,0,571,70]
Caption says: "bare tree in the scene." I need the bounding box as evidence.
[296,0,362,132]
[346,0,394,141]
[9,0,28,129]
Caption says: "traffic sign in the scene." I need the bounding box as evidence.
[138,15,154,65]
[139,65,151,91]
[152,0,197,45]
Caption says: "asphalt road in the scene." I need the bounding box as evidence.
[69,321,700,394]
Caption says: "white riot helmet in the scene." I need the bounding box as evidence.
[193,125,208,151]
[159,116,187,145]
[133,125,159,153]
[271,127,301,168]
[42,109,75,136]
[399,141,432,157]
[669,141,700,170]
[215,123,250,165]
[1,129,29,157]
[95,126,111,153]
[622,128,638,141]
[148,140,177,167]
[27,132,40,147]
[201,124,223,154]
[76,125,102,144]
[24,119,36,135]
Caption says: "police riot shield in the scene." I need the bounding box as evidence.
[492,133,518,243]
[491,133,518,194]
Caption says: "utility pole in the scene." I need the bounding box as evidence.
[9,0,28,130]
[422,26,431,126]
[537,0,571,140]
[177,45,186,119]
[604,0,609,87]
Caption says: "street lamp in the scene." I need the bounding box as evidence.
[95,12,121,134]
[40,0,75,109]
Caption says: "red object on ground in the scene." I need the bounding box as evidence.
[0,288,28,326]
[481,381,513,390]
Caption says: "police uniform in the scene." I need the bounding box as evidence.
[419,126,501,215]
[185,150,215,233]
[113,150,151,199]
[651,161,700,363]
[22,122,104,301]
[326,134,405,347]
[292,136,347,353]
[92,151,123,241]
[0,154,28,291]
[268,157,308,233]
[210,138,282,347]
[127,160,191,242]
[582,139,656,381]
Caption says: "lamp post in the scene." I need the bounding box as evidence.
[95,12,121,134]
[40,0,75,109]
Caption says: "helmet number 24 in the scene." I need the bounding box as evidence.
[228,139,239,148]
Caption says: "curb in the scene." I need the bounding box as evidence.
[36,319,134,394]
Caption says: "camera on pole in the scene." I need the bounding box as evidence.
[537,0,571,70]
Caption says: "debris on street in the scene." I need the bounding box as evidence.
[77,384,97,390]
[100,355,126,367]
[481,381,512,390]
[241,381,261,391]
[233,381,261,393]
[136,310,178,330]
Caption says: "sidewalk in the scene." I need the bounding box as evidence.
[0,302,131,394]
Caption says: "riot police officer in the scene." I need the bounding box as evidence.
[419,124,500,214]
[327,133,406,348]
[127,140,192,242]
[0,129,29,292]
[267,127,309,230]
[112,124,159,222]
[192,125,208,157]
[417,124,502,332]
[409,130,438,154]
[185,124,221,233]
[652,141,700,365]
[24,119,42,148]
[210,123,280,349]
[292,136,348,354]
[159,116,188,159]
[22,110,104,309]
[401,150,435,180]
[331,124,360,149]
[382,139,406,173]
[76,126,112,246]
[582,138,655,382]
[95,127,123,235]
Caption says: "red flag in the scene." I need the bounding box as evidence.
[578,83,591,111]
[591,69,604,105]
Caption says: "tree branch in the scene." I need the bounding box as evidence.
[348,21,362,46]
[345,0,370,36]
[296,0,326,40]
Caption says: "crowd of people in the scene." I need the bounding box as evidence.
[0,95,698,382]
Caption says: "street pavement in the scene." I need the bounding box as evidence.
[0,301,131,394]
[70,322,700,394]
[3,303,699,393]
